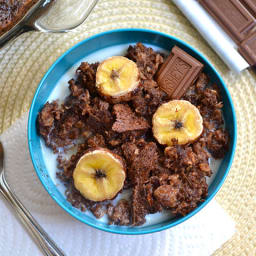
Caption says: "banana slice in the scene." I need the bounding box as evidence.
[152,100,203,146]
[73,148,126,202]
[96,56,139,103]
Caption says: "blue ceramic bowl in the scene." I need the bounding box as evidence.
[28,28,236,234]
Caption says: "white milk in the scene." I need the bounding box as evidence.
[41,44,222,225]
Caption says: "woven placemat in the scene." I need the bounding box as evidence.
[0,0,255,254]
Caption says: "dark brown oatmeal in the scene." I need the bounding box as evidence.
[38,43,229,226]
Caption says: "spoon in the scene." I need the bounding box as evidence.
[0,0,99,49]
[0,141,65,256]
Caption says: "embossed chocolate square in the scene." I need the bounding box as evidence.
[156,46,204,99]
[199,0,256,43]
[238,31,256,65]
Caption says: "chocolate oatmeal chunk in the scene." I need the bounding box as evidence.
[164,146,179,161]
[193,142,210,162]
[132,92,148,116]
[207,129,229,158]
[87,134,106,148]
[106,203,114,217]
[86,97,113,133]
[50,112,81,148]
[141,79,167,114]
[112,104,149,133]
[131,79,167,118]
[58,143,88,179]
[91,204,106,219]
[195,73,209,94]
[76,62,99,95]
[38,102,59,128]
[69,79,85,98]
[153,171,208,216]
[65,184,95,211]
[121,142,139,167]
[201,88,220,107]
[108,199,131,225]
[144,181,162,213]
[173,171,208,216]
[37,101,74,149]
[126,43,164,80]
[153,174,182,209]
[154,185,180,208]
[199,162,212,176]
[38,101,61,139]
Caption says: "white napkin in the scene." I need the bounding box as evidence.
[0,113,235,256]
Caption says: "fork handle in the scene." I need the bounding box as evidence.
[0,173,65,256]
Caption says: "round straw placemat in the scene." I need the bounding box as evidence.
[0,0,256,255]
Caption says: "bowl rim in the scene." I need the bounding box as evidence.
[28,28,237,235]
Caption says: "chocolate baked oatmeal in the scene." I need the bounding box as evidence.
[38,43,229,226]
[0,0,39,35]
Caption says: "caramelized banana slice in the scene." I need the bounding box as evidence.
[73,148,126,202]
[152,100,203,146]
[96,56,139,103]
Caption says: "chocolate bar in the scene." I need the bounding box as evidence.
[240,0,256,18]
[238,31,256,65]
[199,0,256,43]
[156,46,203,99]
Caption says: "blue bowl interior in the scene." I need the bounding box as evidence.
[28,29,236,234]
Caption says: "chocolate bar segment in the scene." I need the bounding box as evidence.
[156,46,203,99]
[238,31,256,65]
[240,0,256,18]
[199,0,256,43]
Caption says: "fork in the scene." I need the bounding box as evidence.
[0,141,65,256]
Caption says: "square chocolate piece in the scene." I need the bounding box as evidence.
[238,31,256,65]
[156,46,204,99]
[199,0,256,43]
